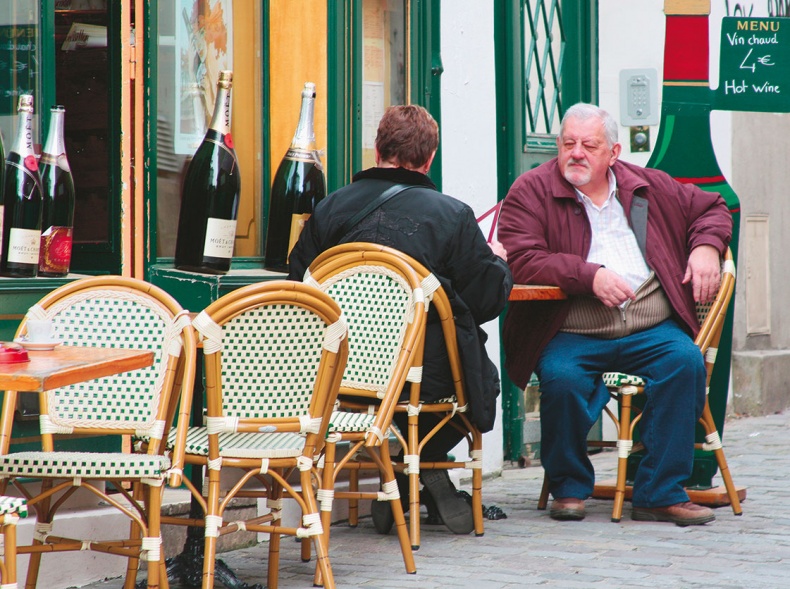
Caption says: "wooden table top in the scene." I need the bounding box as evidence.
[0,346,155,392]
[509,284,567,301]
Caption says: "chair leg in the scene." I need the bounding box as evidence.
[699,401,743,516]
[202,466,222,589]
[267,480,284,589]
[377,440,416,574]
[313,439,338,587]
[348,468,359,527]
[538,473,550,510]
[1,514,18,588]
[123,482,145,589]
[612,390,634,523]
[145,486,163,589]
[300,468,335,589]
[470,433,485,537]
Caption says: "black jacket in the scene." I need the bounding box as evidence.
[288,167,513,432]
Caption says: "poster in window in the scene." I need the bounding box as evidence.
[0,26,38,116]
[175,0,233,154]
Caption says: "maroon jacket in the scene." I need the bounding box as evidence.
[498,157,732,389]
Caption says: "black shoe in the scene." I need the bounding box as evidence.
[371,473,410,534]
[370,498,395,534]
[420,469,475,535]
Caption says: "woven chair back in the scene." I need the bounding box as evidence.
[305,248,426,402]
[193,281,347,430]
[20,276,191,437]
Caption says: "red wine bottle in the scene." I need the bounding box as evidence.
[38,105,76,277]
[174,70,241,275]
[264,82,326,272]
[1,94,43,278]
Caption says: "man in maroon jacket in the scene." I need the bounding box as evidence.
[499,103,732,526]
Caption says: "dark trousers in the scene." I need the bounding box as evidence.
[536,319,706,508]
[392,412,467,463]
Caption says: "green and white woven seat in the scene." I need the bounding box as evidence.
[601,372,645,390]
[173,281,347,589]
[0,276,196,589]
[0,452,170,480]
[169,427,307,458]
[0,496,25,518]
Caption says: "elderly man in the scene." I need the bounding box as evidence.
[289,104,512,535]
[499,103,732,525]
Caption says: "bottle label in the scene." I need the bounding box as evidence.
[203,217,237,259]
[287,213,311,261]
[39,226,73,274]
[7,227,41,265]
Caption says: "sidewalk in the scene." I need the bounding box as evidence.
[83,411,788,589]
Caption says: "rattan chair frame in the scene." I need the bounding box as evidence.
[0,275,196,589]
[303,247,428,575]
[309,243,485,548]
[537,249,742,522]
[168,280,348,589]
[0,496,26,588]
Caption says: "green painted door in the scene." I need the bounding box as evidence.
[494,0,597,461]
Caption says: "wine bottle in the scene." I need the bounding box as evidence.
[644,0,740,489]
[0,94,43,278]
[174,70,241,275]
[38,105,76,277]
[264,82,326,272]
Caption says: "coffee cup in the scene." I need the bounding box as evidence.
[26,319,56,343]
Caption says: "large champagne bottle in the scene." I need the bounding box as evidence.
[38,105,76,277]
[0,94,43,278]
[264,82,326,272]
[174,70,240,275]
[644,0,740,488]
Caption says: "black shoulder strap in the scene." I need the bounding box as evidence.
[630,194,649,261]
[328,183,415,246]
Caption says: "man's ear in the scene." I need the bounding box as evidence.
[610,142,622,164]
[423,150,437,174]
[374,146,382,166]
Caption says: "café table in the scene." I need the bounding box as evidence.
[0,345,155,393]
[508,284,567,301]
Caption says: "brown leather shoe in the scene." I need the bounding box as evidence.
[631,501,715,526]
[549,497,586,521]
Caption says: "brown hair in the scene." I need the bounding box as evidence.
[375,105,439,169]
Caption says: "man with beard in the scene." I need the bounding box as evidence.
[498,103,732,526]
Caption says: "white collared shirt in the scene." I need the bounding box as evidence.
[576,170,650,294]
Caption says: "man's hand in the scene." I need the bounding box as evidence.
[488,240,507,261]
[683,245,721,304]
[592,267,636,307]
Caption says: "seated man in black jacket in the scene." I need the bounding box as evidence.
[288,104,512,535]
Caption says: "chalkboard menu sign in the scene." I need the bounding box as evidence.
[716,17,790,112]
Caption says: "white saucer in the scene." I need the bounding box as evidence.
[14,338,62,351]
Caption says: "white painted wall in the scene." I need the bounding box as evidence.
[439,0,503,477]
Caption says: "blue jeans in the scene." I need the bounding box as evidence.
[536,320,706,508]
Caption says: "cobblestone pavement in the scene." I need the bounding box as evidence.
[82,411,789,589]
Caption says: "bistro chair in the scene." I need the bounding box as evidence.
[538,248,743,522]
[302,246,428,576]
[310,243,486,548]
[169,281,347,589]
[0,496,27,589]
[0,276,196,589]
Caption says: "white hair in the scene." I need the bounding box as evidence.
[560,103,619,147]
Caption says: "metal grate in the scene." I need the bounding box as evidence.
[523,0,565,139]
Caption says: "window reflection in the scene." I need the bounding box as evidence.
[361,0,406,170]
[156,0,256,259]
[0,3,40,216]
